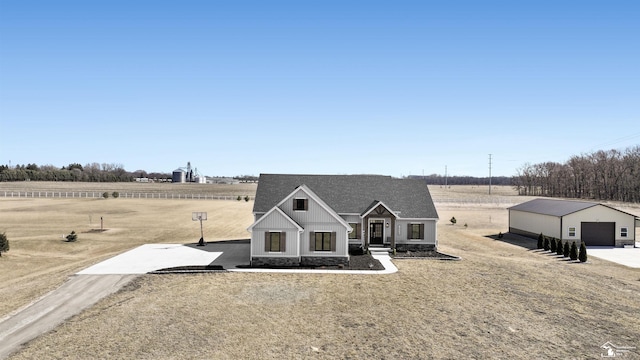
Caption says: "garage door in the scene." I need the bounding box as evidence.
[581,222,615,246]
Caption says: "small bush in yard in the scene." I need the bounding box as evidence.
[236,195,241,201]
[579,242,587,263]
[244,195,250,202]
[0,232,9,257]
[550,237,557,252]
[544,237,550,251]
[556,239,564,256]
[570,241,578,260]
[450,217,457,225]
[112,191,119,198]
[66,231,78,242]
[102,192,109,199]
[537,233,544,249]
[563,241,570,257]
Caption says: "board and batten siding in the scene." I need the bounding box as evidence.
[562,205,636,241]
[251,229,299,257]
[509,210,561,239]
[395,219,437,244]
[253,209,298,230]
[300,224,349,257]
[250,208,300,257]
[280,189,339,225]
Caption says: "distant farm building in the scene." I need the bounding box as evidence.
[508,198,637,247]
[172,162,206,183]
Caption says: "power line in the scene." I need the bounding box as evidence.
[587,131,640,152]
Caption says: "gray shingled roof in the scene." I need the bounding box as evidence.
[253,174,439,219]
[508,198,599,217]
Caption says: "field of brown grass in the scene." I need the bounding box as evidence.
[0,182,256,321]
[0,181,257,198]
[2,184,640,359]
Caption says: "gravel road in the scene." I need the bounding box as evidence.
[0,274,136,359]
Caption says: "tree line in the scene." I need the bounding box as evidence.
[408,175,513,186]
[0,163,253,183]
[513,146,640,203]
[0,163,139,182]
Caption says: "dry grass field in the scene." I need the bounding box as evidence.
[0,182,256,320]
[2,183,640,359]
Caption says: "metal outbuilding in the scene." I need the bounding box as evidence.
[508,198,637,247]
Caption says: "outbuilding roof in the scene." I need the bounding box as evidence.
[253,174,439,219]
[508,198,633,217]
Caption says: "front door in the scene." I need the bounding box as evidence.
[370,222,384,245]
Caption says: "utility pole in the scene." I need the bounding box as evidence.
[488,154,492,195]
[445,165,448,188]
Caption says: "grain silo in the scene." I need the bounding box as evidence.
[172,168,186,183]
[195,173,207,183]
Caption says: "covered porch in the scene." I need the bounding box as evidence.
[361,201,398,251]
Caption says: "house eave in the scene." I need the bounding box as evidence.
[247,206,304,232]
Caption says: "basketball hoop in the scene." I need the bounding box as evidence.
[192,212,207,245]
[192,212,207,221]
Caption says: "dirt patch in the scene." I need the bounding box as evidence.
[83,229,108,233]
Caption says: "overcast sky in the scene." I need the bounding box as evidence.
[1,0,638,177]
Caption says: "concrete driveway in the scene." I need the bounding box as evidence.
[587,243,640,268]
[184,239,251,269]
[78,240,251,275]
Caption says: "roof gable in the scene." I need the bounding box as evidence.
[361,200,399,218]
[253,174,438,219]
[247,206,303,231]
[275,183,351,230]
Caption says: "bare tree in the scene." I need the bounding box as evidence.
[513,146,640,203]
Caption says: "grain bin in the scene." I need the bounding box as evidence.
[172,169,186,183]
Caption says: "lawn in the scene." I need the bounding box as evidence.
[2,184,640,359]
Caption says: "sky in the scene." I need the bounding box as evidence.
[1,0,638,178]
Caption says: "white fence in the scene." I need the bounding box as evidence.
[0,191,254,201]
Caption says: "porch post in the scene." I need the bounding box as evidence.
[363,218,369,250]
[391,217,396,249]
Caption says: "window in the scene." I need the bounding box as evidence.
[313,232,335,251]
[293,198,308,211]
[269,232,280,252]
[621,227,628,238]
[408,223,424,240]
[264,231,285,252]
[568,227,576,237]
[348,223,360,239]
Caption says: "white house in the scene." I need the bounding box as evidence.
[248,174,439,267]
[508,198,637,247]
